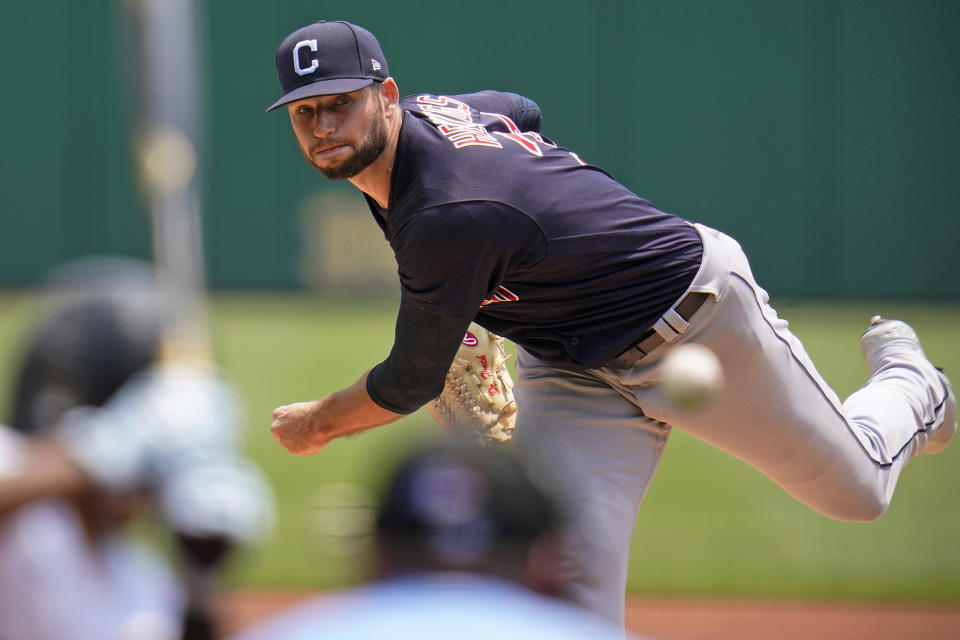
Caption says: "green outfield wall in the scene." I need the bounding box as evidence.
[1,0,957,298]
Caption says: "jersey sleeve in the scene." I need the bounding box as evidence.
[366,306,473,413]
[367,202,543,413]
[393,201,542,319]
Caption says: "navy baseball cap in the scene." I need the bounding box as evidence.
[267,20,389,112]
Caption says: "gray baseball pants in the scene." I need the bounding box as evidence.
[512,223,947,625]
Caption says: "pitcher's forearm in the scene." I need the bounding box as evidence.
[271,371,404,455]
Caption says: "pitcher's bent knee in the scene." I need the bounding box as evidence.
[822,486,890,522]
[788,473,892,522]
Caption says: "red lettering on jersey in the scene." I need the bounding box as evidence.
[484,113,553,156]
[481,286,519,306]
[496,131,542,156]
[427,112,472,128]
[417,96,559,156]
[416,95,450,106]
[421,104,473,123]
[437,123,501,149]
[417,95,504,148]
[486,112,522,134]
[418,96,473,123]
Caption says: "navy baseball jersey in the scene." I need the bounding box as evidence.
[367,91,702,413]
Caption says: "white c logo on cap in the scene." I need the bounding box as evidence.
[293,39,319,76]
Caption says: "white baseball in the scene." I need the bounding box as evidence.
[660,343,724,409]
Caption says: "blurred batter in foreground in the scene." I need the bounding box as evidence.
[0,259,274,640]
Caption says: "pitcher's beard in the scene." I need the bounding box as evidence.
[315,109,388,181]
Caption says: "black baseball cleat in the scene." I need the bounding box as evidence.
[860,316,956,454]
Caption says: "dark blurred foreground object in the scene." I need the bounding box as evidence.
[226,440,644,640]
[375,440,565,594]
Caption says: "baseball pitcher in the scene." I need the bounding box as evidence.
[266,21,956,625]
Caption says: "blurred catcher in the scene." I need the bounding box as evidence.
[0,258,274,640]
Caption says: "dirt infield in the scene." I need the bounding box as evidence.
[623,597,960,639]
[215,591,960,639]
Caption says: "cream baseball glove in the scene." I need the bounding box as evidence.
[428,323,517,445]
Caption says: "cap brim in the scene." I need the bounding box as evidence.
[265,77,375,112]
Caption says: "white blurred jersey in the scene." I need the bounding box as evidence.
[0,426,185,640]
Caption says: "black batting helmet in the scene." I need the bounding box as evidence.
[8,257,170,434]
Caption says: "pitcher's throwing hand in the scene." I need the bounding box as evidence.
[271,400,330,455]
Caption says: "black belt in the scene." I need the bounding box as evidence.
[610,291,713,367]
